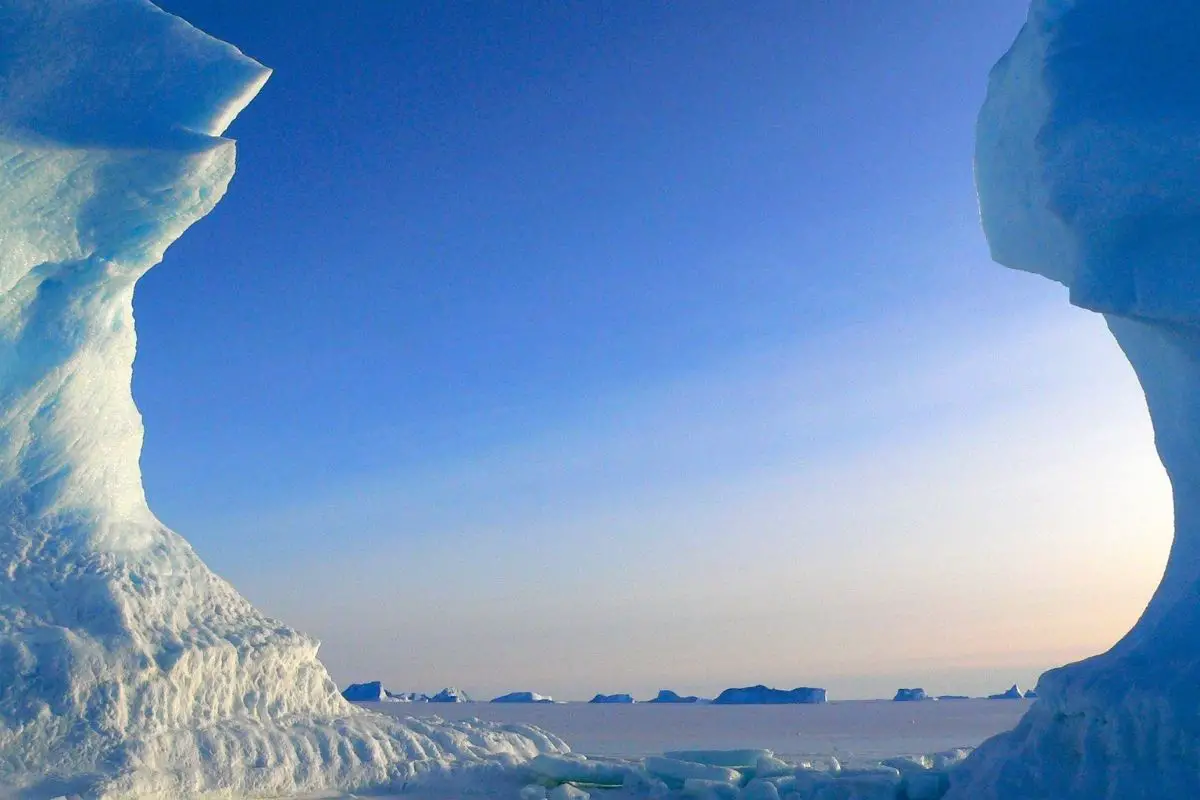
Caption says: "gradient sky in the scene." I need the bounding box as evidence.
[137,0,1173,701]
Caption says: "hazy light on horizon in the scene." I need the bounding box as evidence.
[194,292,1171,701]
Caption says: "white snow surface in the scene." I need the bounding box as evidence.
[0,1,566,797]
[957,1,1200,798]
[294,697,1018,799]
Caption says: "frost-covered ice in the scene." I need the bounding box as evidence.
[370,699,1030,763]
[293,700,1026,798]
[951,0,1200,797]
[0,1,565,797]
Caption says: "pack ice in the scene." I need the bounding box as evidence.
[0,1,565,797]
[948,1,1200,797]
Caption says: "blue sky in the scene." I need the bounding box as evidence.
[139,0,1172,700]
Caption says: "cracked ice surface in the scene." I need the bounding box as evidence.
[0,2,565,797]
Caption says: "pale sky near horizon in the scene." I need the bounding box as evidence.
[137,1,1174,700]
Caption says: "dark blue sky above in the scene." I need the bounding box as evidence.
[122,2,1169,699]
[141,0,1028,524]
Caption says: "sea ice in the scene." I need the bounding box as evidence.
[527,754,634,787]
[663,751,772,769]
[950,0,1200,797]
[0,1,564,796]
[643,757,742,788]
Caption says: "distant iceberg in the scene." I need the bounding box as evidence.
[430,687,473,703]
[646,689,702,704]
[589,693,636,704]
[493,691,555,704]
[893,688,929,702]
[342,681,387,702]
[712,685,827,705]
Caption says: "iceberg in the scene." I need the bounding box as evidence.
[893,688,929,702]
[711,685,827,705]
[342,680,388,702]
[0,1,564,796]
[984,685,1023,701]
[647,689,702,704]
[430,686,473,703]
[493,691,556,704]
[589,693,636,704]
[950,1,1200,797]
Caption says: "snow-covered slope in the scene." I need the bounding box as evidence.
[0,2,565,797]
[950,1,1200,797]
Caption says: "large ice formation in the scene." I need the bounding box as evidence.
[492,692,555,704]
[948,1,1200,797]
[0,1,565,797]
[711,686,827,705]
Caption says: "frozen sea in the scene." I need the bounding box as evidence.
[363,698,1031,761]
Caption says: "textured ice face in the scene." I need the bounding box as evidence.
[951,3,1200,797]
[0,0,269,538]
[0,0,269,145]
[0,2,565,796]
[977,0,1200,322]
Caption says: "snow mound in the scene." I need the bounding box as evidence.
[951,1,1200,797]
[0,1,565,796]
[711,686,827,705]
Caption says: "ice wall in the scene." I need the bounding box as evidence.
[948,1,1200,797]
[0,2,565,797]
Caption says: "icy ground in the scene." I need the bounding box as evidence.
[369,699,1031,761]
[280,700,1028,799]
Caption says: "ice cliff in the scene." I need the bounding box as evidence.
[0,1,565,797]
[948,1,1200,797]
